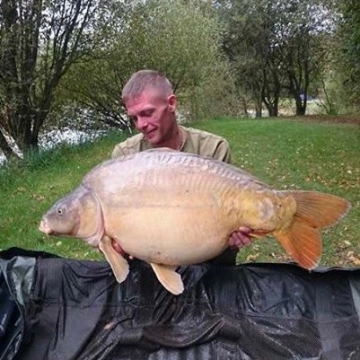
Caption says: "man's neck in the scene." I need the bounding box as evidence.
[156,126,184,150]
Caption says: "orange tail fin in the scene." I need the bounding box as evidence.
[274,191,351,270]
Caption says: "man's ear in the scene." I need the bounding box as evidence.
[167,94,177,112]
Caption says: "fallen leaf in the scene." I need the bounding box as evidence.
[246,253,259,262]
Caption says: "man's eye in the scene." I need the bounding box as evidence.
[143,110,153,117]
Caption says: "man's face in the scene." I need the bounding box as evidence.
[125,90,176,146]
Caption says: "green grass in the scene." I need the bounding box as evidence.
[0,118,359,267]
[0,130,129,260]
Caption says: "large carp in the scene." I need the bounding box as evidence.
[39,149,350,295]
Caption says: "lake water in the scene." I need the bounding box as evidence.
[0,128,106,164]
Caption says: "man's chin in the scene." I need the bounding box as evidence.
[144,131,157,142]
[146,136,161,147]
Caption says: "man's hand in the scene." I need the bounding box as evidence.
[228,226,253,249]
[111,239,125,256]
[111,239,135,260]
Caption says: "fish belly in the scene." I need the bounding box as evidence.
[108,206,231,265]
[88,150,279,265]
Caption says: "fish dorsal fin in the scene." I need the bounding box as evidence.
[145,147,174,153]
[99,236,129,283]
[150,263,184,295]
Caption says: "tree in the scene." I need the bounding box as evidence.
[0,0,100,160]
[219,0,334,116]
[276,0,333,115]
[337,0,360,108]
[220,0,272,117]
[60,0,234,123]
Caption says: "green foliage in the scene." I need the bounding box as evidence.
[316,0,360,114]
[0,118,359,267]
[0,130,126,258]
[336,0,360,108]
[194,117,360,266]
[219,0,335,116]
[0,0,103,159]
[60,0,235,122]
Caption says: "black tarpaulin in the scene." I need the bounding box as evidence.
[1,248,360,360]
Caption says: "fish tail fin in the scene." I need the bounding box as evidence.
[274,191,351,270]
[274,221,322,270]
[288,191,351,228]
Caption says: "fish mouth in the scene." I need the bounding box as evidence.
[39,219,53,235]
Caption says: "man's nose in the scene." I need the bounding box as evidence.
[136,117,148,130]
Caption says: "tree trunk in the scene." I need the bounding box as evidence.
[0,129,20,161]
[242,97,249,117]
[267,105,278,117]
[255,100,262,118]
[295,96,306,115]
[0,0,96,162]
[262,92,280,117]
[22,111,41,154]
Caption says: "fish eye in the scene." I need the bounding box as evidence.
[57,208,63,215]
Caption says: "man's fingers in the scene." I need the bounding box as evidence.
[237,226,252,235]
[228,227,253,249]
[111,239,125,255]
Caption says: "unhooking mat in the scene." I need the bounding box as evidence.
[1,247,360,360]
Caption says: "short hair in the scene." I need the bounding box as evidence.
[122,70,173,104]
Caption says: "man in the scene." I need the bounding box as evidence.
[112,70,252,264]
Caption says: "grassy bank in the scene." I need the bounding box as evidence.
[0,118,359,267]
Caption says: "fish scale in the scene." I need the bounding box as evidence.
[39,149,351,295]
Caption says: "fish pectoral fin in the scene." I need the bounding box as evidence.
[274,219,322,270]
[99,237,129,283]
[150,263,184,295]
